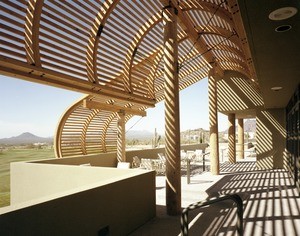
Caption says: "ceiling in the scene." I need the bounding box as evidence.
[238,0,300,109]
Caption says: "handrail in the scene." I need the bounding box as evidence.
[181,194,243,236]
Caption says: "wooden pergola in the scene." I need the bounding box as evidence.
[0,0,256,215]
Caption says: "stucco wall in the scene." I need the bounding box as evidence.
[1,164,155,235]
[32,152,117,167]
[218,71,264,114]
[256,108,286,169]
[218,71,286,169]
[10,163,151,204]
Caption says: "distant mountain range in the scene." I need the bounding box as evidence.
[0,132,53,145]
[221,119,256,133]
[244,119,256,132]
[126,130,154,140]
[0,121,256,145]
[0,131,154,145]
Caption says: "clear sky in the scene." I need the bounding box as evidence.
[126,77,228,135]
[0,75,228,138]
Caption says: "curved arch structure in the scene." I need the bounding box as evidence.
[0,0,257,157]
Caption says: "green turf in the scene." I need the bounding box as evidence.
[0,148,55,207]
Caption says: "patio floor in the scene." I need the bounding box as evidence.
[129,159,300,235]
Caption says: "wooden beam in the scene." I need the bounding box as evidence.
[24,0,43,66]
[83,100,146,117]
[0,56,155,107]
[170,0,224,77]
[122,11,161,93]
[227,0,258,84]
[87,0,120,84]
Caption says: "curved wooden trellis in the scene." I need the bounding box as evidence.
[0,0,257,157]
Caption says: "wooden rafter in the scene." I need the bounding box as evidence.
[195,25,242,50]
[122,11,161,93]
[80,109,100,155]
[170,0,224,77]
[182,0,233,25]
[0,56,155,107]
[54,95,89,157]
[227,0,257,83]
[86,0,120,84]
[83,100,146,117]
[24,0,43,66]
[100,113,118,153]
[145,50,164,99]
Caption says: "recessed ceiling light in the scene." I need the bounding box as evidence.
[269,7,298,21]
[271,86,283,91]
[275,25,292,32]
[275,25,292,33]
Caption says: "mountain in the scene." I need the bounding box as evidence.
[220,119,256,133]
[244,119,256,132]
[0,132,53,145]
[126,130,154,140]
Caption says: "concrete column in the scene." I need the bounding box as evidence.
[228,113,236,164]
[162,1,181,215]
[208,69,219,175]
[117,110,126,162]
[237,118,244,159]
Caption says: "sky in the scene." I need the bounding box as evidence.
[0,75,228,139]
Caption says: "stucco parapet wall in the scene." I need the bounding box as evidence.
[1,163,155,235]
[217,71,264,114]
[9,162,153,205]
[32,152,117,167]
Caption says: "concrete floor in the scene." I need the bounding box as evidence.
[129,159,300,236]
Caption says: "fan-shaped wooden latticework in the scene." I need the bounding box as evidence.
[0,0,256,157]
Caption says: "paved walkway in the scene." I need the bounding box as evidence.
[129,159,300,236]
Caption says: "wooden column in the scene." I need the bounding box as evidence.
[162,1,181,215]
[208,69,220,175]
[117,110,126,162]
[228,113,236,164]
[237,118,244,159]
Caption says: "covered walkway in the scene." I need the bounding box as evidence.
[130,160,300,235]
[0,1,299,233]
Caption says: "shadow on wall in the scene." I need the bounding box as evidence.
[231,76,264,107]
[256,109,286,170]
[218,79,248,111]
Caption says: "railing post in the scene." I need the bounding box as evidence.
[221,149,224,162]
[187,159,190,184]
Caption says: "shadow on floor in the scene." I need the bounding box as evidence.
[130,161,300,236]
